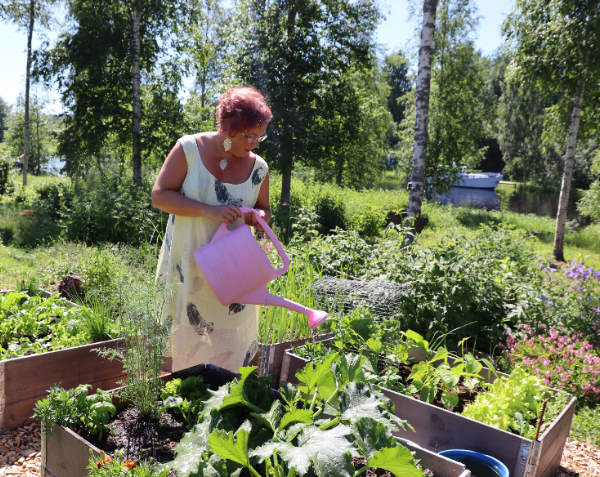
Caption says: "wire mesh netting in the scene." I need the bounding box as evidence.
[310,276,411,320]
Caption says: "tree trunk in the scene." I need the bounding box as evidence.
[131,0,142,185]
[23,0,35,186]
[278,4,297,206]
[279,119,293,205]
[405,0,438,242]
[553,77,585,262]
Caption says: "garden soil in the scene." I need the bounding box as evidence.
[1,419,599,476]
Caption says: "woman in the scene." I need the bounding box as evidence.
[152,85,272,372]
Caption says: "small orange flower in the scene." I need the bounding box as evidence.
[96,455,112,468]
[123,460,137,469]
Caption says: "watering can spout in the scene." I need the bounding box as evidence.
[263,293,329,329]
[237,288,328,329]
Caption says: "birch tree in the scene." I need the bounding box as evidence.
[406,0,438,239]
[0,0,55,185]
[505,0,600,261]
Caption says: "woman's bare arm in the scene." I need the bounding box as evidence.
[151,141,242,224]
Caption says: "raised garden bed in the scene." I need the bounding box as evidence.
[280,347,576,477]
[0,290,125,430]
[39,362,471,477]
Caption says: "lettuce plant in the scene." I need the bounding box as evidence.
[461,366,570,439]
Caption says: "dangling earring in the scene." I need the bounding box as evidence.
[223,137,232,152]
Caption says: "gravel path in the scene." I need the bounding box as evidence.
[0,420,598,476]
[0,420,41,477]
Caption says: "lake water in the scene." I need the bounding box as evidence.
[434,185,582,220]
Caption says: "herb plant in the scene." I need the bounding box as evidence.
[33,384,116,441]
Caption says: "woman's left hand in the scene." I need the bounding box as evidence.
[244,209,269,230]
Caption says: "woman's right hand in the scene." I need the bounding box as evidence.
[207,205,243,225]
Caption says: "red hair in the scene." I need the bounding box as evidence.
[216,85,272,135]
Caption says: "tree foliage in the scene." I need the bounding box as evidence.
[427,0,486,187]
[228,0,381,203]
[5,94,60,174]
[35,0,199,178]
[384,51,411,124]
[505,0,600,261]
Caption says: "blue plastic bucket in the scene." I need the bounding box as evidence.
[439,449,509,477]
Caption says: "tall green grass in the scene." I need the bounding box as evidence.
[259,248,324,344]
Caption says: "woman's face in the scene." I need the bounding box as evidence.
[229,122,269,158]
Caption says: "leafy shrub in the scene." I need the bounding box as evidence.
[503,323,600,404]
[9,175,167,246]
[64,176,166,245]
[0,156,12,195]
[347,204,386,237]
[314,193,347,234]
[306,228,375,277]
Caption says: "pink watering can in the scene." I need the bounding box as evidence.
[193,207,328,329]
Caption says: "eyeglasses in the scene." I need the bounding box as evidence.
[241,132,268,143]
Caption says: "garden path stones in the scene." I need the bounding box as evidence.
[0,418,41,475]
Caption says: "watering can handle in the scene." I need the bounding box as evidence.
[239,207,290,276]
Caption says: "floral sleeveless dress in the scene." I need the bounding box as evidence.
[156,134,268,372]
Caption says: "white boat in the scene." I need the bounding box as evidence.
[455,170,503,189]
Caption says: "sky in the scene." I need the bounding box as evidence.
[0,0,515,114]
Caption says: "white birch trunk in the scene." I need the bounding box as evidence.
[553,76,585,261]
[406,0,438,239]
[131,0,142,184]
[23,0,35,186]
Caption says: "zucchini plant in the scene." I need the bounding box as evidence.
[163,354,426,477]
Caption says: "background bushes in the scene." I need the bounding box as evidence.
[1,175,167,247]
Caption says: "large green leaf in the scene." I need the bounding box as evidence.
[220,367,264,413]
[251,424,355,476]
[350,417,395,458]
[208,428,251,468]
[279,409,314,430]
[368,446,423,477]
[296,353,338,402]
[339,382,410,432]
[334,353,367,387]
[250,400,284,433]
[164,423,210,477]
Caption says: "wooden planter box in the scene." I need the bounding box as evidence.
[0,338,125,430]
[281,349,576,477]
[1,290,127,430]
[256,332,335,385]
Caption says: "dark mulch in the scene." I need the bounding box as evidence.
[102,407,186,462]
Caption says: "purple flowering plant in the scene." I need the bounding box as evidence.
[503,323,600,405]
[537,262,600,344]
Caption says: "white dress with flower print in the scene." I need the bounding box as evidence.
[156,134,268,372]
